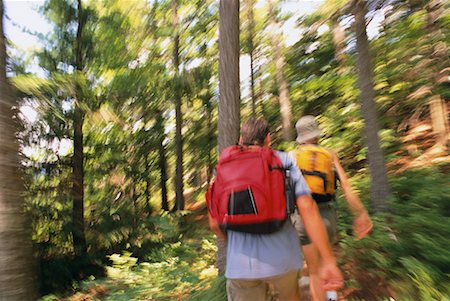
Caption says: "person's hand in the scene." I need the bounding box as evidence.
[353,211,373,240]
[208,213,227,240]
[319,260,344,291]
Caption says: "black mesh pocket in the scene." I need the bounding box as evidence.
[228,188,258,215]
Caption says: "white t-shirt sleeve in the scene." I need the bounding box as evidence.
[277,151,311,197]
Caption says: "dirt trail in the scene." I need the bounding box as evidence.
[184,188,209,228]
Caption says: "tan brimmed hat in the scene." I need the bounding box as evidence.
[295,115,322,144]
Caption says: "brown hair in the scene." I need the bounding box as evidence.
[241,117,270,146]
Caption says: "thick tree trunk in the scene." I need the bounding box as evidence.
[246,0,256,116]
[218,0,240,276]
[354,0,391,212]
[72,0,87,256]
[172,0,184,211]
[218,0,240,152]
[0,1,37,298]
[268,0,293,141]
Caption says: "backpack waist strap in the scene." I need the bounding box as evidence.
[311,193,335,203]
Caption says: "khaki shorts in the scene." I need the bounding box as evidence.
[291,202,337,245]
[226,269,300,301]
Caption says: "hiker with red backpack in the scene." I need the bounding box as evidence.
[206,117,343,301]
[291,115,373,301]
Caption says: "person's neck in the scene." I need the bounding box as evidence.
[244,144,264,148]
[303,140,319,145]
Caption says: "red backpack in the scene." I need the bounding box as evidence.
[205,145,293,234]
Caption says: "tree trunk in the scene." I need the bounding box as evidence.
[429,95,448,146]
[0,0,37,298]
[72,0,87,256]
[268,0,293,141]
[144,155,153,216]
[156,113,169,211]
[130,185,138,229]
[72,106,86,255]
[172,0,184,211]
[246,0,256,116]
[425,0,448,147]
[218,0,240,152]
[218,0,240,276]
[148,3,169,212]
[354,0,391,212]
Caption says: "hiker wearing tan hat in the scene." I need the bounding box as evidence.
[291,115,373,301]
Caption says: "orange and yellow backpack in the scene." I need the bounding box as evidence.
[295,144,336,203]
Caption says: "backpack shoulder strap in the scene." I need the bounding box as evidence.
[266,148,284,169]
[297,144,332,158]
[316,145,333,157]
[218,145,241,161]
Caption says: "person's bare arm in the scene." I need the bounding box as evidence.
[208,212,227,240]
[332,152,372,240]
[297,195,343,290]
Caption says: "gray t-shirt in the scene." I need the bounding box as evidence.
[225,150,311,279]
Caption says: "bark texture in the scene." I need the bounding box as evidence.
[246,0,257,116]
[0,0,37,298]
[218,0,240,276]
[72,0,87,256]
[172,0,185,211]
[425,0,449,147]
[354,0,391,212]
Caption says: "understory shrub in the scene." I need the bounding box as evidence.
[338,167,450,300]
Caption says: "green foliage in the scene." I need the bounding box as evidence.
[186,276,227,301]
[14,0,219,294]
[38,217,222,301]
[285,18,369,166]
[38,255,104,295]
[8,0,449,299]
[339,168,450,300]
